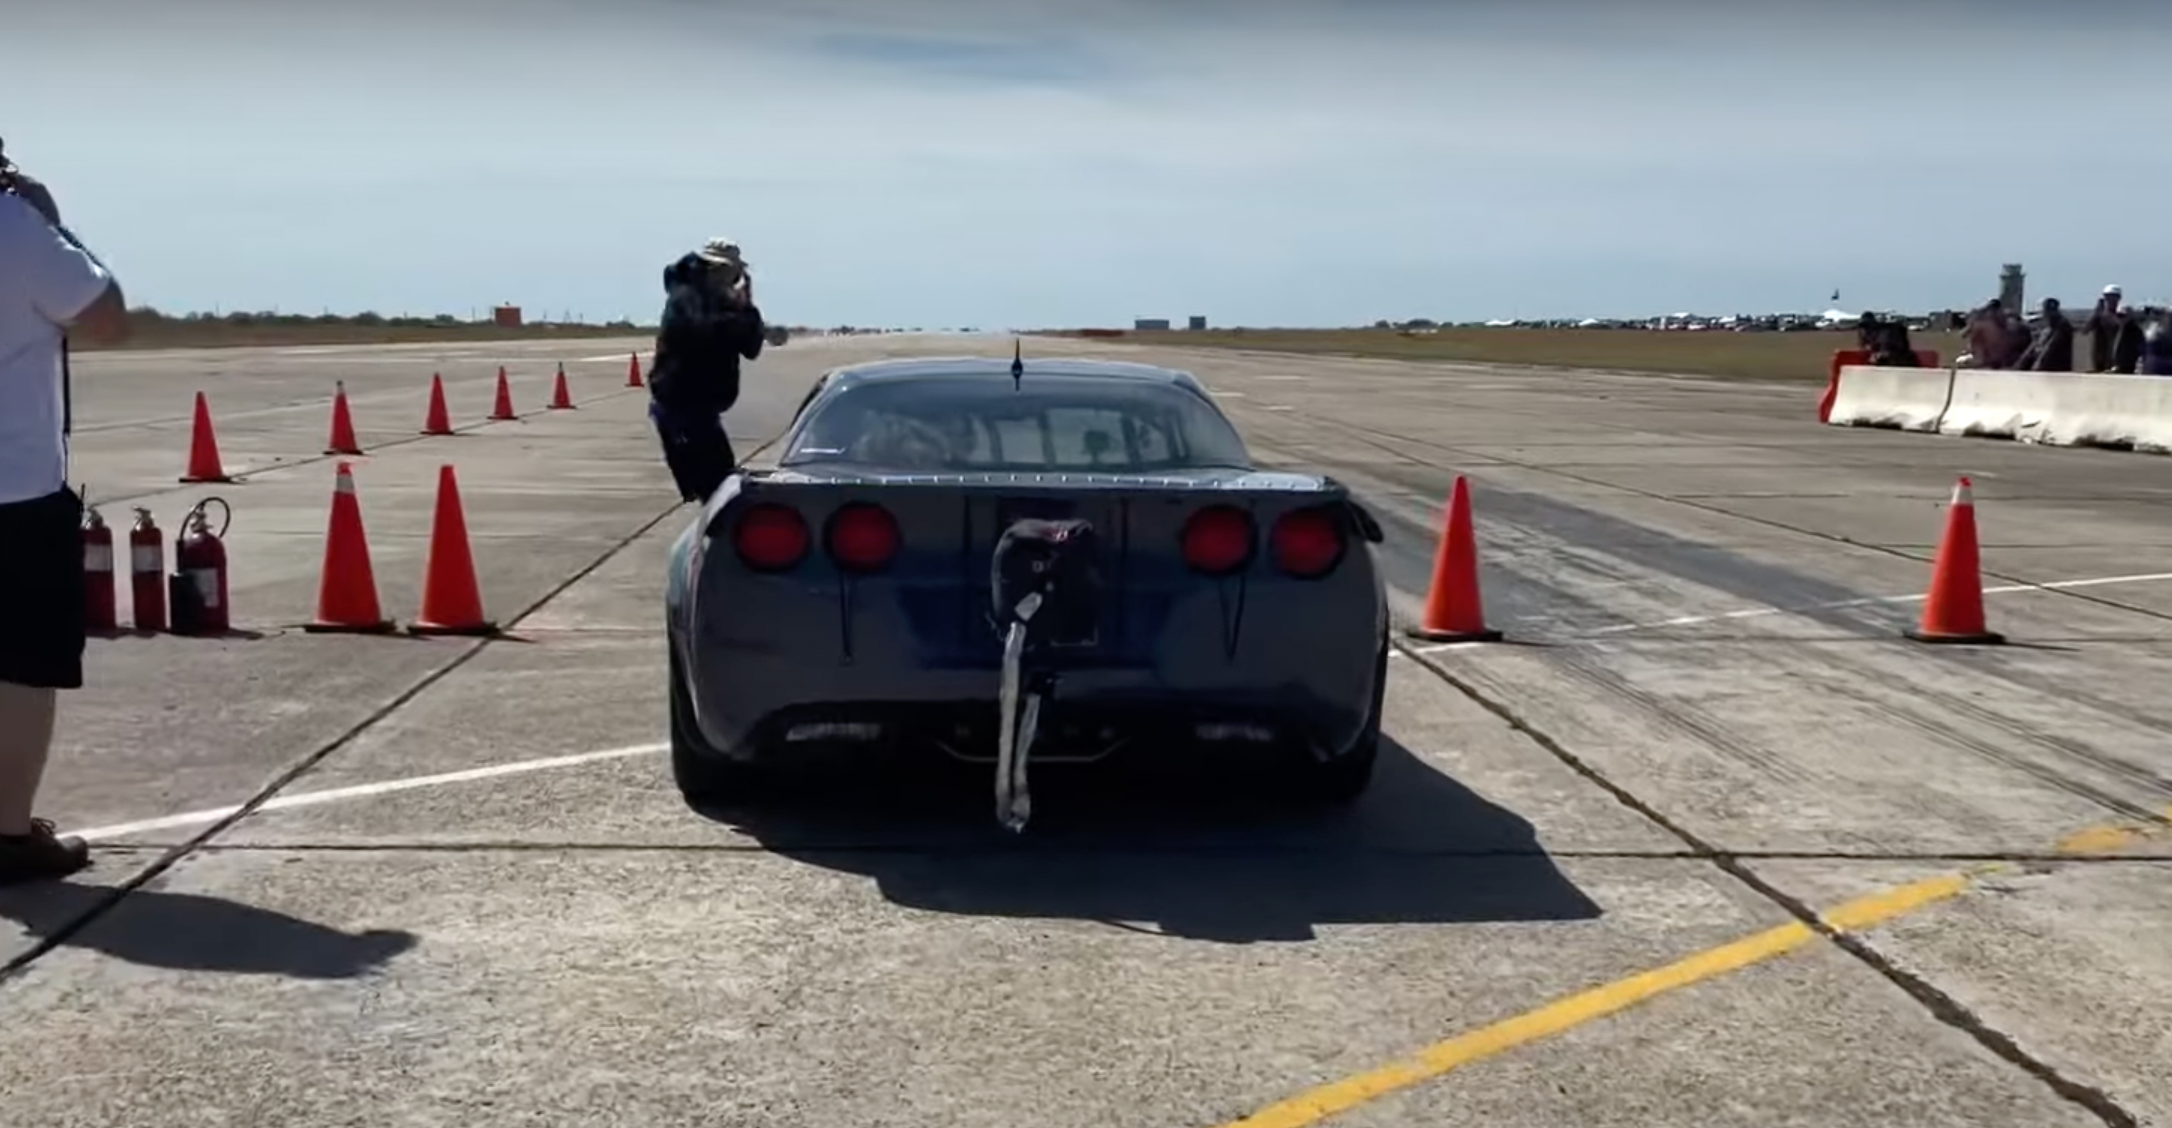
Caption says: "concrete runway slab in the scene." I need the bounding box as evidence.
[100,638,1674,862]
[3,332,2168,1127]
[1332,941,2105,1128]
[0,849,1801,1128]
[1745,858,2172,1126]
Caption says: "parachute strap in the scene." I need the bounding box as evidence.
[988,517,1099,832]
[995,593,1043,831]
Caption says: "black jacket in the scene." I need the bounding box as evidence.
[2112,316,2146,374]
[2086,307,2147,372]
[648,253,765,415]
[1868,321,1919,366]
[2017,316,2074,372]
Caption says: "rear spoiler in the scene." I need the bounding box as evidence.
[1343,498,1385,544]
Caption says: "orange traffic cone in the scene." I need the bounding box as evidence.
[178,392,234,483]
[1905,476,2004,645]
[548,364,574,410]
[490,367,516,421]
[408,464,497,636]
[1406,475,1503,643]
[324,381,363,455]
[421,373,453,435]
[626,352,644,388]
[302,462,395,634]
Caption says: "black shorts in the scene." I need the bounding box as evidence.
[0,487,86,690]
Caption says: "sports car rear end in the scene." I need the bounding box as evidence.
[663,356,1390,813]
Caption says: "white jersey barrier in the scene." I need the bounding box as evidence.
[1941,370,2172,452]
[1826,365,1957,431]
[1826,365,2172,453]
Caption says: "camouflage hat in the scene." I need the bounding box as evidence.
[695,238,746,271]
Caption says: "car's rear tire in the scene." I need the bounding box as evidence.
[668,642,765,808]
[1295,638,1387,804]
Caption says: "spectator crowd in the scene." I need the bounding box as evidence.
[1951,286,2172,375]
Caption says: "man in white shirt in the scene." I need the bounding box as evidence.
[0,155,129,884]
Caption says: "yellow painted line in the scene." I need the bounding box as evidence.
[1212,871,1979,1128]
[2056,805,2172,854]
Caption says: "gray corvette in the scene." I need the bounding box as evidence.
[663,351,1391,829]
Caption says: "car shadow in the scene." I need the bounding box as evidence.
[702,735,1602,944]
[0,881,417,979]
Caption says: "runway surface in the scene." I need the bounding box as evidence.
[2,332,2166,1128]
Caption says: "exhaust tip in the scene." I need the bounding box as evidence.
[1194,722,1277,744]
[784,722,884,743]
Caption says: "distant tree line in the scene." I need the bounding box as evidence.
[119,307,652,331]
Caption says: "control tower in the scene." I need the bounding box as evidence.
[1999,263,2025,311]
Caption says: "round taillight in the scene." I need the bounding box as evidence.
[1180,505,1254,575]
[733,503,809,572]
[825,503,901,573]
[1271,507,1347,578]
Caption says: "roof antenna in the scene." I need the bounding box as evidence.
[1010,337,1024,391]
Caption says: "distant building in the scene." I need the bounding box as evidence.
[1999,264,2025,311]
[492,304,523,328]
[1134,317,1171,331]
[1187,315,1208,330]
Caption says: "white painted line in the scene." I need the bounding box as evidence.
[1389,640,1494,659]
[74,741,668,843]
[1212,390,1248,398]
[1264,404,1295,412]
[1589,570,2172,636]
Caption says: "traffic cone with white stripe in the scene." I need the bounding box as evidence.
[408,464,497,637]
[421,374,454,435]
[325,381,363,455]
[178,392,234,483]
[302,462,395,634]
[1905,476,2004,645]
[490,367,517,421]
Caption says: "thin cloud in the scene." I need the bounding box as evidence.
[800,30,1129,87]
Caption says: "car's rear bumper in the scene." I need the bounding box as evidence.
[677,648,1382,765]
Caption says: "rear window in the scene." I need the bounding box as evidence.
[781,375,1253,472]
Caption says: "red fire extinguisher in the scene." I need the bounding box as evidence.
[81,492,116,632]
[169,497,232,636]
[130,507,166,633]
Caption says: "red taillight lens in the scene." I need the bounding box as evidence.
[1271,506,1347,578]
[825,502,901,573]
[1181,505,1255,575]
[732,503,809,572]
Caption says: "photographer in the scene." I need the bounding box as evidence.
[647,238,766,504]
[0,143,128,885]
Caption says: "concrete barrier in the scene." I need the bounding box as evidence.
[1826,365,1957,431]
[1817,348,1940,423]
[1941,370,2172,452]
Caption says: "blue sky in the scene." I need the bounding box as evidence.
[12,0,2170,326]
